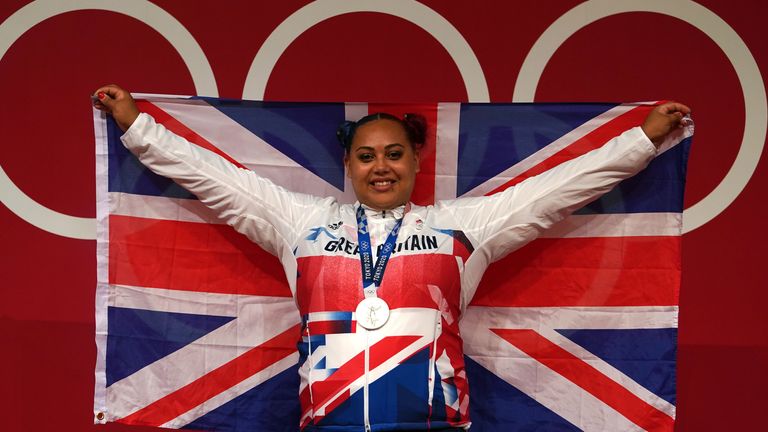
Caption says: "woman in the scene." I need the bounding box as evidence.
[93,85,690,431]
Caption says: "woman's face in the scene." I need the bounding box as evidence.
[344,119,420,211]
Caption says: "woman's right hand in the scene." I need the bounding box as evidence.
[92,84,140,132]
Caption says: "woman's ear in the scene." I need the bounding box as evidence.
[414,150,421,174]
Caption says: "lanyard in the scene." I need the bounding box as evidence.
[355,205,403,298]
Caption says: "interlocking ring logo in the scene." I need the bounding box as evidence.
[0,0,762,239]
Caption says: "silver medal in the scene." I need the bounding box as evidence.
[355,297,390,330]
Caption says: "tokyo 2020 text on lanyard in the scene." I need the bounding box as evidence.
[354,205,403,330]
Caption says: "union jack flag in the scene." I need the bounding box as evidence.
[93,97,692,431]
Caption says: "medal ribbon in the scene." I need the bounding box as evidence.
[355,205,403,298]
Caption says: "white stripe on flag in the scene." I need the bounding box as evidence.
[341,103,370,200]
[540,212,682,238]
[435,103,460,201]
[94,109,111,420]
[345,102,369,122]
[109,284,292,316]
[461,305,678,330]
[110,192,226,225]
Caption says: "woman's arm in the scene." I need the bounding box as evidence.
[441,102,692,261]
[93,85,333,255]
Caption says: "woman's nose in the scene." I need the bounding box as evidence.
[373,157,390,172]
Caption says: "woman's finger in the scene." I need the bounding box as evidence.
[93,84,124,102]
[91,92,111,112]
[660,101,691,115]
[96,90,116,110]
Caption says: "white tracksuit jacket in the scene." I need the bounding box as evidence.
[121,112,657,431]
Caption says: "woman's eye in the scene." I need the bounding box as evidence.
[358,153,374,162]
[387,151,402,160]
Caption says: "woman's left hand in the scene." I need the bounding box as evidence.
[641,101,691,148]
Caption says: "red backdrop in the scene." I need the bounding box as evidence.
[1,1,765,430]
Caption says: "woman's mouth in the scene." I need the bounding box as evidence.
[370,179,396,192]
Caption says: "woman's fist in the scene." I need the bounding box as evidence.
[92,84,140,132]
[641,102,691,148]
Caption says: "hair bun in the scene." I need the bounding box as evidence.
[336,120,357,149]
[402,113,427,146]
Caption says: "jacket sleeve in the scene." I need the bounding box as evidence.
[120,113,334,255]
[438,126,661,264]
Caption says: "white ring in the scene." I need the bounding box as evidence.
[513,0,766,233]
[242,0,489,102]
[0,0,218,240]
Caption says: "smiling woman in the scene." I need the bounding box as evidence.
[340,113,425,211]
[92,83,690,431]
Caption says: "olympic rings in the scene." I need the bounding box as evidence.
[0,0,761,238]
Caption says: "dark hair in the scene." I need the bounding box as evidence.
[336,112,427,153]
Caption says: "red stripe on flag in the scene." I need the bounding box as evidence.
[368,103,438,206]
[487,104,656,195]
[136,100,246,169]
[109,214,291,297]
[121,324,300,427]
[493,329,675,432]
[471,236,680,307]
